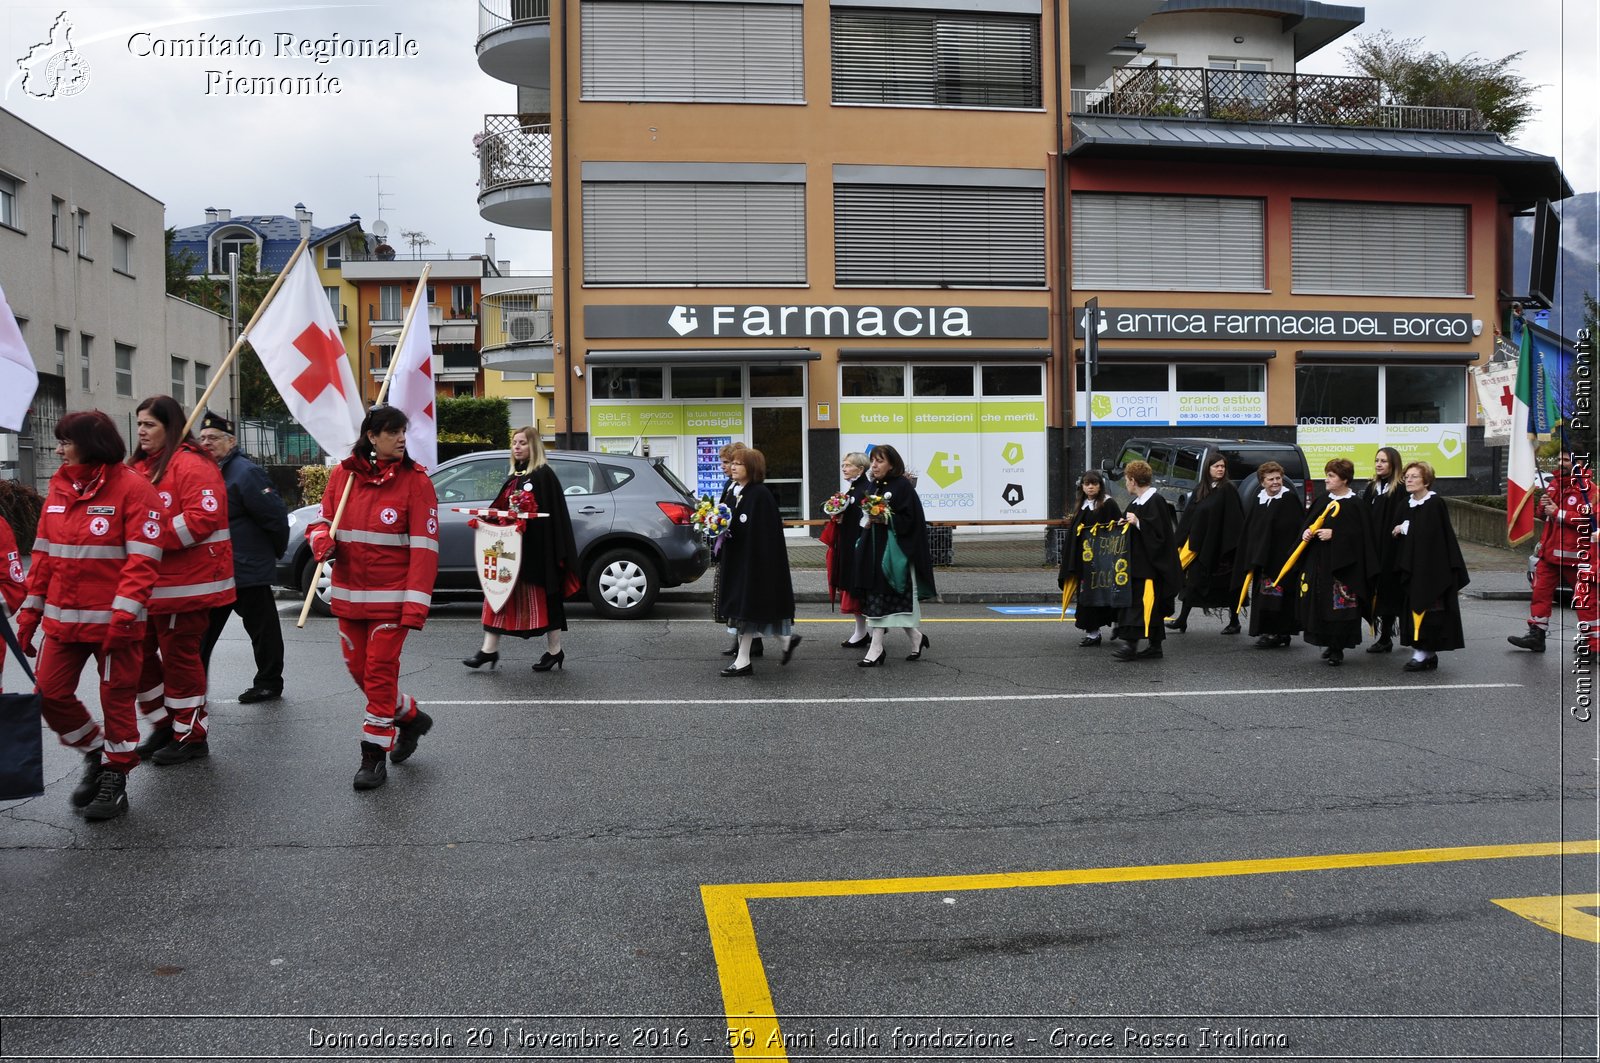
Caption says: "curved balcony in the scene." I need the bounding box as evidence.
[482,287,556,374]
[478,115,553,231]
[477,0,550,88]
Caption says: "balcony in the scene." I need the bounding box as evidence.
[477,114,553,231]
[481,286,555,374]
[1070,68,1482,132]
[476,0,550,88]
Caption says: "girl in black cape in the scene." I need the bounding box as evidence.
[1168,450,1244,634]
[1229,459,1304,649]
[848,444,937,666]
[712,441,762,658]
[1058,470,1122,646]
[716,447,799,676]
[1296,457,1378,667]
[1362,446,1406,653]
[1389,460,1470,672]
[462,426,579,672]
[1110,459,1183,662]
[825,451,872,648]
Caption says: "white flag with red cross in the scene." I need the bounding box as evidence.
[386,292,438,472]
[0,282,40,433]
[243,251,364,458]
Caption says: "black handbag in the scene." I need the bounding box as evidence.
[0,614,44,802]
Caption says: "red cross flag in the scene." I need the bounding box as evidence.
[244,251,364,458]
[386,292,438,472]
[0,282,40,433]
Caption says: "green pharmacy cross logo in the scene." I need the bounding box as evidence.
[926,451,963,488]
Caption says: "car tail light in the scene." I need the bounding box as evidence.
[657,501,695,524]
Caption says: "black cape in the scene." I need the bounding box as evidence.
[1392,492,1470,652]
[1059,497,1122,632]
[1176,482,1243,608]
[1116,491,1182,638]
[1362,480,1407,622]
[1229,485,1304,637]
[827,473,871,599]
[493,464,579,622]
[1296,491,1378,648]
[717,481,796,624]
[848,474,937,601]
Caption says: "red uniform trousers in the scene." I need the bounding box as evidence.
[1530,561,1581,628]
[36,637,146,772]
[137,610,212,744]
[338,618,422,750]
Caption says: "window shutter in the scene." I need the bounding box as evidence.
[835,184,1044,286]
[1292,200,1467,295]
[1071,193,1265,291]
[583,182,806,284]
[831,8,1038,107]
[582,1,803,102]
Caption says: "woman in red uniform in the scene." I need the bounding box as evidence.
[306,406,440,791]
[129,395,235,765]
[17,411,164,820]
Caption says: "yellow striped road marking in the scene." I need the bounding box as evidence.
[1492,893,1600,942]
[703,839,1600,1063]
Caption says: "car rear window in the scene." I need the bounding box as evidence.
[649,461,694,499]
[548,457,603,496]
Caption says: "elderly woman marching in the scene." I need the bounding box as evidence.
[1296,457,1378,667]
[1389,460,1471,672]
[848,445,937,666]
[824,451,872,649]
[462,425,579,672]
[306,406,440,790]
[17,411,164,820]
[715,447,800,676]
[129,395,235,766]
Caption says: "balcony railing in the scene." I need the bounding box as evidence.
[482,286,555,351]
[479,115,553,197]
[1070,68,1482,132]
[479,0,550,43]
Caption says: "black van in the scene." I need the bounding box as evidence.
[1102,436,1311,514]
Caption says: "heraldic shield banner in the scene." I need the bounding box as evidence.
[475,520,524,613]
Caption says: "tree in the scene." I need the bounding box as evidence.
[1343,31,1538,138]
[164,227,199,300]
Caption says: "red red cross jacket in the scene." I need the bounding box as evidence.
[19,462,165,644]
[1538,468,1597,567]
[0,517,26,616]
[306,456,439,629]
[133,442,237,615]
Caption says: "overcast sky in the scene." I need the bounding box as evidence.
[3,0,1594,277]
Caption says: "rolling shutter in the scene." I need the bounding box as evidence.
[834,184,1045,287]
[1292,200,1467,295]
[583,182,806,284]
[582,0,803,102]
[1071,193,1265,291]
[831,8,1039,107]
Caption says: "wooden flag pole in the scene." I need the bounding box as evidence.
[296,265,433,628]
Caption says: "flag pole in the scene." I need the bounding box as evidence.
[296,265,432,628]
[181,237,313,441]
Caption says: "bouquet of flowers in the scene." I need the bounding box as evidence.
[859,492,892,524]
[693,496,733,550]
[822,491,851,517]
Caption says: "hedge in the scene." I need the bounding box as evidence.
[438,397,510,444]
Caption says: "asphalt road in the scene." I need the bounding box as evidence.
[1,591,1596,1062]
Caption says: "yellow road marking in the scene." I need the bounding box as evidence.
[703,839,1600,1062]
[1492,893,1600,942]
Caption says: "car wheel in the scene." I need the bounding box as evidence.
[297,553,335,617]
[587,547,659,619]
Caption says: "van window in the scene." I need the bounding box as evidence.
[1145,446,1175,479]
[1172,448,1203,484]
[1116,443,1148,469]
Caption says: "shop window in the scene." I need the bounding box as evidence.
[1295,365,1378,423]
[842,365,904,397]
[671,366,742,399]
[1075,363,1166,391]
[1384,365,1464,424]
[749,365,804,397]
[912,365,973,397]
[1176,364,1264,393]
[591,366,663,399]
[981,364,1042,396]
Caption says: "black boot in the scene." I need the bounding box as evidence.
[82,770,128,821]
[69,751,103,808]
[1508,626,1547,652]
[390,710,433,764]
[353,742,388,790]
[135,724,173,760]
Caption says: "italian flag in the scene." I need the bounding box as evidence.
[1506,313,1539,545]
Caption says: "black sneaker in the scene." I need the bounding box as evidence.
[82,770,128,821]
[1507,627,1547,652]
[390,709,433,764]
[151,739,209,766]
[69,751,104,808]
[135,724,173,760]
[353,742,387,790]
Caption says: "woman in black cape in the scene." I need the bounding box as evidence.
[1362,446,1406,653]
[1110,459,1183,662]
[1389,460,1470,672]
[463,426,580,672]
[1229,460,1304,649]
[848,444,937,667]
[826,451,872,648]
[1296,457,1378,667]
[1169,450,1244,634]
[1058,470,1122,647]
[715,448,799,676]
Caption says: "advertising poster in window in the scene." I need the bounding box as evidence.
[1174,392,1268,425]
[1073,390,1171,426]
[1296,424,1467,479]
[695,437,732,498]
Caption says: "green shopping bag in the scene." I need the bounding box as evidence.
[880,515,911,594]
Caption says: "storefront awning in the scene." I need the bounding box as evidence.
[1296,349,1479,365]
[585,349,820,365]
[438,323,477,345]
[838,347,1051,361]
[1073,347,1275,363]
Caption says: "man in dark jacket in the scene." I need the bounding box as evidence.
[197,411,289,702]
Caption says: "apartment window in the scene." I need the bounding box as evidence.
[583,0,803,102]
[324,239,342,268]
[831,7,1041,108]
[452,284,475,316]
[212,230,255,274]
[76,209,90,257]
[51,198,66,248]
[583,165,806,284]
[112,228,134,275]
[378,285,402,321]
[835,168,1044,287]
[0,172,18,230]
[79,334,92,390]
[1292,200,1468,296]
[54,328,68,377]
[195,362,211,400]
[170,356,187,406]
[115,344,135,397]
[324,286,343,323]
[1072,193,1266,291]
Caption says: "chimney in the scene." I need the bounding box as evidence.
[204,207,218,223]
[499,260,511,274]
[216,208,231,222]
[295,202,312,242]
[484,233,496,263]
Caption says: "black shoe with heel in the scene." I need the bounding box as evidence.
[462,650,500,670]
[906,634,930,661]
[1079,633,1102,647]
[842,635,870,649]
[858,650,887,668]
[1403,656,1439,672]
[532,650,565,672]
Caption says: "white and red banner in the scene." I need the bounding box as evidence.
[244,252,364,458]
[387,288,438,472]
[1506,313,1541,545]
[0,283,40,433]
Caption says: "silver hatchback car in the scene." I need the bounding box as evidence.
[277,449,711,619]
